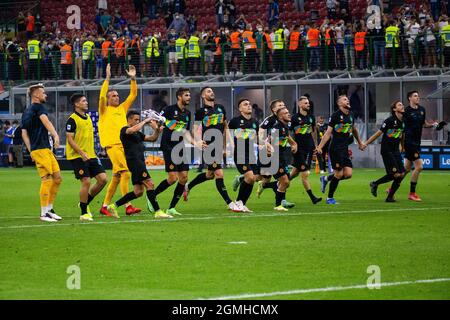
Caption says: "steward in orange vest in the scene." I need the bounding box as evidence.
[60,39,73,79]
[242,25,257,72]
[288,25,302,72]
[354,28,368,70]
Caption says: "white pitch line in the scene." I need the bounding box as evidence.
[0,207,448,230]
[228,241,248,244]
[204,277,450,300]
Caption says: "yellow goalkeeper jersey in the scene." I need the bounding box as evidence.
[98,79,137,148]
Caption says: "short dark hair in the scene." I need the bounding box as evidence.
[237,98,249,108]
[27,83,44,97]
[176,87,190,98]
[200,86,212,96]
[13,120,19,125]
[126,109,140,119]
[269,99,283,112]
[4,120,10,126]
[70,93,85,106]
[407,90,419,100]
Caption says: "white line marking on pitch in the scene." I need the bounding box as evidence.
[228,241,247,245]
[0,207,448,230]
[203,277,450,300]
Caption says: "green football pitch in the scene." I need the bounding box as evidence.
[1,167,449,300]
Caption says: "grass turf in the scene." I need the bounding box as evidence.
[0,167,449,300]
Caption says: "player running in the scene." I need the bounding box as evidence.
[269,107,297,211]
[98,63,141,216]
[289,96,322,204]
[66,93,108,221]
[362,100,406,202]
[21,84,62,222]
[316,95,364,204]
[183,87,242,212]
[403,91,441,202]
[106,110,171,219]
[228,99,260,212]
[153,88,206,216]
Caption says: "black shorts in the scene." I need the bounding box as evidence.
[382,152,405,175]
[292,149,312,172]
[163,149,190,173]
[129,160,151,185]
[329,147,352,170]
[273,164,289,180]
[70,158,105,180]
[404,144,421,162]
[236,163,258,175]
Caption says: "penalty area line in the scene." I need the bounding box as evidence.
[203,277,450,300]
[0,207,448,230]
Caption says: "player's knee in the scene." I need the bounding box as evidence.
[81,178,91,187]
[98,174,108,186]
[167,175,178,185]
[214,171,224,179]
[134,190,144,197]
[53,176,62,185]
[178,175,188,185]
[415,165,423,172]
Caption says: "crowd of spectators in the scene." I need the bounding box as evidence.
[1,1,450,83]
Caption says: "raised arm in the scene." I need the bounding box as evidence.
[122,65,138,111]
[99,63,111,115]
[144,120,161,142]
[126,117,152,135]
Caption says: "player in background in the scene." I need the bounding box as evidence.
[269,107,297,211]
[316,116,329,174]
[362,100,406,202]
[316,95,364,204]
[242,99,295,209]
[98,63,141,216]
[153,88,206,216]
[403,91,440,201]
[183,87,242,212]
[66,93,108,221]
[21,84,62,222]
[289,96,322,204]
[106,110,171,219]
[228,99,260,212]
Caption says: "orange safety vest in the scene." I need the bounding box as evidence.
[354,31,366,51]
[130,39,141,53]
[60,44,73,64]
[214,37,222,55]
[102,41,112,58]
[307,28,320,47]
[115,39,126,57]
[230,31,241,49]
[289,31,300,50]
[325,28,332,46]
[242,30,256,50]
[264,33,273,50]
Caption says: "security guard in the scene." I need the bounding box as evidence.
[186,32,200,76]
[82,36,95,79]
[27,35,42,79]
[273,22,285,72]
[442,23,450,67]
[175,32,187,76]
[385,20,400,68]
[146,33,161,77]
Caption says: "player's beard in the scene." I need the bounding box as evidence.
[40,98,46,103]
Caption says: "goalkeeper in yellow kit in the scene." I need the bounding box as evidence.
[98,63,141,216]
